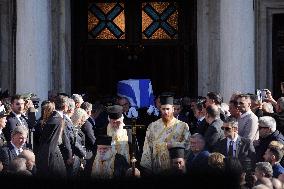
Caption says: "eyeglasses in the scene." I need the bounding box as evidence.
[221,127,232,131]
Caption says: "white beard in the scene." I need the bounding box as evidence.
[98,148,114,161]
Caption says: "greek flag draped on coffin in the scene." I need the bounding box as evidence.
[117,79,154,108]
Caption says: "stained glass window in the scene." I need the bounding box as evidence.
[142,2,178,40]
[88,3,125,39]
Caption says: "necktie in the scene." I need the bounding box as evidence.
[228,141,234,157]
[197,120,201,126]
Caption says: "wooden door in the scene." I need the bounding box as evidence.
[272,14,284,98]
[71,0,197,100]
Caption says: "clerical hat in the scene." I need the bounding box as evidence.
[96,135,112,146]
[160,94,174,105]
[168,146,185,159]
[107,105,123,119]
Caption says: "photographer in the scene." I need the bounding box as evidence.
[262,90,284,135]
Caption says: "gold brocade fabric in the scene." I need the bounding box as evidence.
[91,152,115,179]
[140,117,190,174]
[107,122,130,163]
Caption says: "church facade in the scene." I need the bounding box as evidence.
[0,0,283,102]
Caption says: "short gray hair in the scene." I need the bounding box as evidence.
[8,157,27,172]
[71,94,84,104]
[224,116,238,128]
[71,108,88,127]
[255,162,273,178]
[67,98,75,110]
[11,126,28,138]
[258,116,276,132]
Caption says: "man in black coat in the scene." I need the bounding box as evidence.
[191,100,208,135]
[3,95,29,142]
[63,98,85,177]
[214,117,256,167]
[85,135,139,178]
[0,126,28,171]
[81,102,96,160]
[204,105,224,152]
[254,116,284,163]
[186,133,210,174]
[36,95,69,178]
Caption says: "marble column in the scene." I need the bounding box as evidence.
[219,0,255,102]
[197,0,221,96]
[16,0,51,101]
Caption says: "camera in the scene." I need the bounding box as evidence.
[256,89,268,102]
[30,97,40,109]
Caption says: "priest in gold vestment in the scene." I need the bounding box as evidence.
[140,94,190,174]
[106,105,130,162]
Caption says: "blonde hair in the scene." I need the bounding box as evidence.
[208,152,225,169]
[269,141,284,149]
[71,108,88,127]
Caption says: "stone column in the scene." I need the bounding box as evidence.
[220,0,255,102]
[197,0,221,96]
[51,0,71,95]
[16,0,51,101]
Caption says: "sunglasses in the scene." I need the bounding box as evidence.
[221,127,232,131]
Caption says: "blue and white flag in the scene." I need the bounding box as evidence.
[117,79,154,108]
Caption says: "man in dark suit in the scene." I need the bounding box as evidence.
[173,99,188,124]
[204,104,224,152]
[81,102,96,160]
[254,116,284,163]
[63,98,86,177]
[0,110,8,147]
[214,117,256,167]
[3,95,29,142]
[206,92,227,121]
[36,95,68,178]
[0,126,28,171]
[186,133,210,174]
[191,99,208,135]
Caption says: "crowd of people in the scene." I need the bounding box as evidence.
[0,84,284,188]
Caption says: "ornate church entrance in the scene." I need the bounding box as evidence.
[71,0,197,99]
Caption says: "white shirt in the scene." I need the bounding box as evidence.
[64,114,72,123]
[198,116,205,122]
[56,110,64,118]
[11,142,23,155]
[226,134,239,157]
[12,111,24,126]
[240,110,251,119]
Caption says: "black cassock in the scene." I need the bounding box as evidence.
[85,153,130,178]
[36,111,67,178]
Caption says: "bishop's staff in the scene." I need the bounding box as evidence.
[123,118,145,176]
